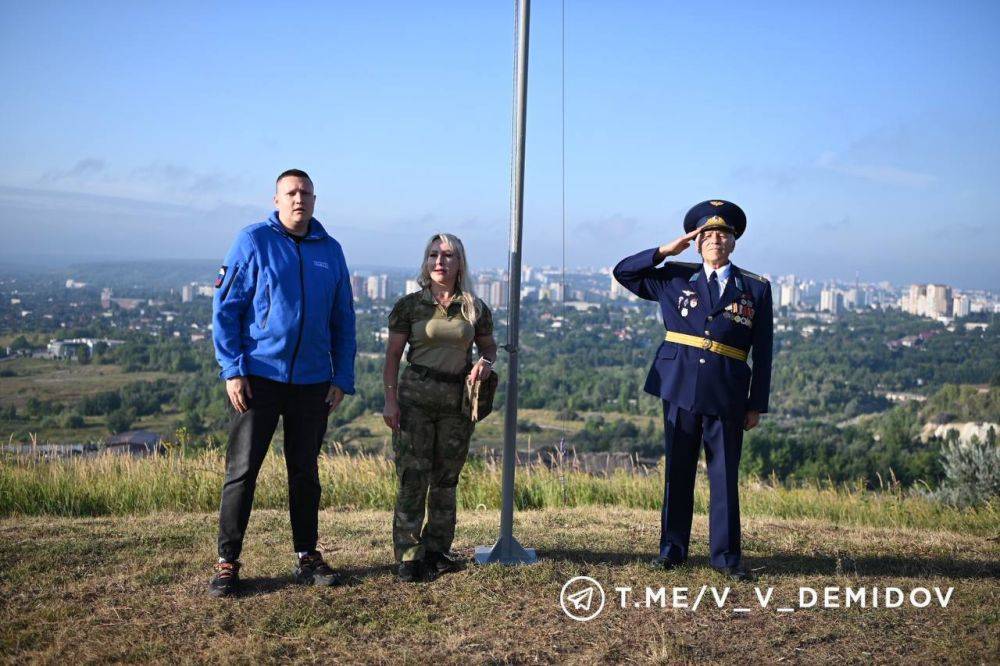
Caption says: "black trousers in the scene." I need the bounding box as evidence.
[217,375,331,561]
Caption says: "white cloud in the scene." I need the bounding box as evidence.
[816,151,936,188]
[34,158,253,209]
[44,158,108,182]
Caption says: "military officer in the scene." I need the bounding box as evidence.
[613,200,772,581]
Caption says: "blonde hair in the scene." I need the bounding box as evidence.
[417,233,480,325]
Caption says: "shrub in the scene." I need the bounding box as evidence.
[107,408,137,435]
[517,420,542,433]
[81,391,122,416]
[933,429,1000,507]
[62,413,86,429]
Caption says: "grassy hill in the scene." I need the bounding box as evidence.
[0,358,175,442]
[1,452,998,662]
[2,507,997,663]
[0,356,660,454]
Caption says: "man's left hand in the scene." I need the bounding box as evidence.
[325,386,345,415]
[743,410,760,431]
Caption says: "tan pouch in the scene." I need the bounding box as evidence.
[463,372,498,422]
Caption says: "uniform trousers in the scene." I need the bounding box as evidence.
[660,402,744,568]
[217,376,331,561]
[392,366,474,562]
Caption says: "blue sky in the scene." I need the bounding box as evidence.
[1,1,998,288]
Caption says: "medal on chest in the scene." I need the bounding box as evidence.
[677,289,698,317]
[723,293,755,327]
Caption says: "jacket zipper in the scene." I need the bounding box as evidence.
[261,283,271,328]
[287,241,306,383]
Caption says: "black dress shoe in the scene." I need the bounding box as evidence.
[650,557,684,570]
[712,564,752,582]
[397,560,422,583]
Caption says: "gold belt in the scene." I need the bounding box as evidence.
[664,331,749,362]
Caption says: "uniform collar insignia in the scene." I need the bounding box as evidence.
[726,264,743,291]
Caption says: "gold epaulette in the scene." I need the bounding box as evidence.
[739,269,769,283]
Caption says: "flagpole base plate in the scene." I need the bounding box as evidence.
[474,536,537,565]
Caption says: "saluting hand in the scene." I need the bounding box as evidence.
[655,228,702,262]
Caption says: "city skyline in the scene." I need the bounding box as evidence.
[2,2,999,289]
[67,265,998,319]
[5,253,999,297]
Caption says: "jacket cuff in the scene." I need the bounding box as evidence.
[331,378,356,395]
[220,357,247,380]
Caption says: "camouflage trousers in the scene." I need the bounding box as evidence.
[393,366,474,562]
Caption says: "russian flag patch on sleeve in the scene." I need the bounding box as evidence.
[215,265,227,288]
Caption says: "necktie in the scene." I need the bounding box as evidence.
[708,271,718,309]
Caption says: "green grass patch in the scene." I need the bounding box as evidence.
[1,451,995,535]
[0,358,171,408]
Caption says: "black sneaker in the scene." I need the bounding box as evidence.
[397,560,422,583]
[425,550,465,574]
[294,551,342,586]
[208,560,240,597]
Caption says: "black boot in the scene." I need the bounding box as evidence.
[425,550,465,574]
[397,560,422,583]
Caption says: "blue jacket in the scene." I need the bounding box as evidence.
[613,248,772,419]
[212,213,356,392]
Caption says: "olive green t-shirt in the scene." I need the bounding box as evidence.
[387,289,494,375]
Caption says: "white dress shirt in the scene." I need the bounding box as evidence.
[703,262,731,300]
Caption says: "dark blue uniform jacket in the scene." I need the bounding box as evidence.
[613,248,773,420]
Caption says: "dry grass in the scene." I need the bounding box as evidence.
[2,451,997,537]
[1,507,997,663]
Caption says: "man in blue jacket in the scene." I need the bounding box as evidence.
[613,200,772,581]
[208,169,356,597]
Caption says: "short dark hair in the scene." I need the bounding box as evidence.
[276,169,312,187]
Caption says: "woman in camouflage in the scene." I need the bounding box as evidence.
[382,233,497,582]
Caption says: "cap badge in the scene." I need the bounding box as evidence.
[709,200,724,206]
[705,215,726,227]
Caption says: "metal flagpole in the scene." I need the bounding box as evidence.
[475,0,536,565]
